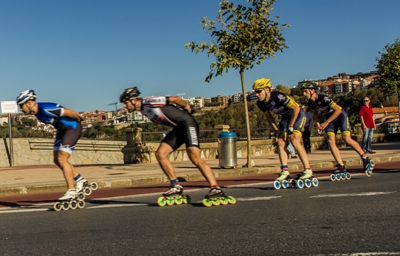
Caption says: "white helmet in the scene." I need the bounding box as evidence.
[16,90,36,105]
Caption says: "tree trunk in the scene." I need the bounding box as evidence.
[239,68,252,167]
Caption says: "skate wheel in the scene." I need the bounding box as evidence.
[183,194,191,204]
[330,174,336,181]
[296,179,304,189]
[281,180,289,189]
[166,197,175,206]
[90,182,98,190]
[312,177,319,187]
[77,200,85,209]
[365,169,372,177]
[340,174,345,181]
[227,196,236,205]
[157,196,167,207]
[175,196,183,205]
[211,198,220,206]
[77,192,85,201]
[202,198,212,207]
[70,200,78,210]
[345,172,351,180]
[84,187,92,196]
[62,201,70,211]
[273,180,281,190]
[290,179,296,187]
[304,179,311,188]
[219,198,229,205]
[53,202,62,212]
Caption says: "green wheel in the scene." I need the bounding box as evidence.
[211,198,221,206]
[227,196,237,205]
[219,198,229,206]
[183,194,191,204]
[166,197,175,206]
[175,196,183,205]
[202,198,212,207]
[157,196,167,207]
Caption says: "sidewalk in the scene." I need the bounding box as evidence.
[1,142,400,196]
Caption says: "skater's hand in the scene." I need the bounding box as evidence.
[288,126,294,135]
[319,121,328,131]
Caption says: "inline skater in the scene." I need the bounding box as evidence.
[252,78,317,189]
[300,81,375,179]
[120,87,235,206]
[16,90,92,204]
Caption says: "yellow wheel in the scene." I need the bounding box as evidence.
[202,198,212,207]
[227,196,237,205]
[211,198,221,206]
[166,197,175,206]
[175,196,183,205]
[157,196,167,207]
[183,194,191,204]
[220,198,229,206]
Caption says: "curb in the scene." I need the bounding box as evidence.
[1,153,399,197]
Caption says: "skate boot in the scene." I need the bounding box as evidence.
[294,169,319,189]
[53,189,85,212]
[273,171,291,190]
[157,184,190,207]
[76,177,98,196]
[202,186,236,207]
[330,164,351,181]
[363,157,375,177]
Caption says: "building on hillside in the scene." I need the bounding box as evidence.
[373,106,399,120]
[211,95,229,106]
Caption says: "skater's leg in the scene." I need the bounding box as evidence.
[276,136,289,166]
[187,146,218,186]
[341,133,365,156]
[326,133,344,165]
[290,132,311,169]
[54,150,78,190]
[155,142,178,180]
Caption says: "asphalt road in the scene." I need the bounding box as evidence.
[1,165,400,256]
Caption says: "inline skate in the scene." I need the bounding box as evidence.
[330,164,351,181]
[157,184,191,206]
[202,186,236,207]
[363,157,375,177]
[273,170,292,190]
[292,170,319,189]
[53,189,85,212]
[76,178,98,196]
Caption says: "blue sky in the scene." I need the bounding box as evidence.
[1,0,399,112]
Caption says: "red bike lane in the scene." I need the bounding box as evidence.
[0,161,398,209]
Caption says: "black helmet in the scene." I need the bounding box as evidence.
[300,81,318,90]
[120,87,141,102]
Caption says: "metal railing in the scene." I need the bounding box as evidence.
[142,128,275,144]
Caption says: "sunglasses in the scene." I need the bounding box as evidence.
[254,89,263,93]
[364,100,370,102]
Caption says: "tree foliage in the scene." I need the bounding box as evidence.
[376,38,400,97]
[186,0,289,166]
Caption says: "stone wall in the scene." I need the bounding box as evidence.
[0,132,395,167]
[0,138,125,167]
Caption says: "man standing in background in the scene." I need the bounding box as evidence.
[359,96,376,154]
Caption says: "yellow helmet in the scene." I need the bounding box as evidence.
[252,78,272,90]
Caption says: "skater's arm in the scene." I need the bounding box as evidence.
[287,103,300,128]
[62,108,84,122]
[168,96,192,113]
[319,104,342,130]
[264,111,279,131]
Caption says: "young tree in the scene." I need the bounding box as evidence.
[376,38,400,97]
[186,0,289,167]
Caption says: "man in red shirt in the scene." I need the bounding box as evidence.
[359,96,376,154]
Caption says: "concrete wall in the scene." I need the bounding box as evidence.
[0,133,394,167]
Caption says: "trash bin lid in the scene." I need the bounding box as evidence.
[218,131,237,138]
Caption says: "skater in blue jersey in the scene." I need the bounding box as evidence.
[17,90,90,201]
[252,78,318,189]
[300,81,375,179]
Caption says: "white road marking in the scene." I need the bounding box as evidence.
[311,191,396,198]
[236,196,281,201]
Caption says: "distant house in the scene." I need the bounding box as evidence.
[373,106,399,119]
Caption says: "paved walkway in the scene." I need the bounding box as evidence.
[1,142,400,196]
